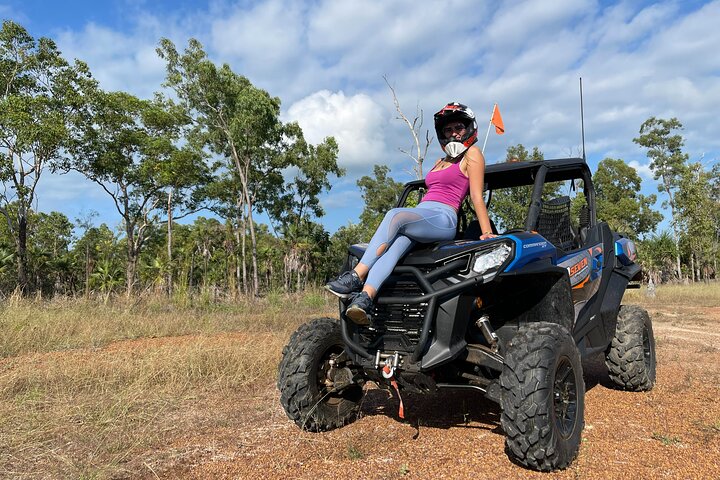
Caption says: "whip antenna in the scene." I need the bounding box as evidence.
[580,77,586,162]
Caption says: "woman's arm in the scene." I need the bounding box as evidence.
[464,146,497,240]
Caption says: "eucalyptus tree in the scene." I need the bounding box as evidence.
[199,170,249,293]
[675,163,716,280]
[383,76,431,179]
[266,128,342,239]
[158,38,287,296]
[261,127,342,288]
[633,117,689,279]
[67,90,204,295]
[593,158,661,239]
[0,20,94,292]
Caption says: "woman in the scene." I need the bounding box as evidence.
[326,102,496,325]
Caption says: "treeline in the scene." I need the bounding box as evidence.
[0,21,350,297]
[0,21,717,300]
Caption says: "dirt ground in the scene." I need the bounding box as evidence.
[139,304,720,479]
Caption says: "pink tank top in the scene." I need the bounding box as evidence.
[423,161,469,210]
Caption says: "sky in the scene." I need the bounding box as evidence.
[3,0,719,235]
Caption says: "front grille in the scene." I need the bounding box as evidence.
[358,276,428,352]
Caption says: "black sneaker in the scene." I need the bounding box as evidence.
[325,270,363,298]
[345,291,373,326]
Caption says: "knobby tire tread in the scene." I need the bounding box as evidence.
[277,317,361,432]
[605,305,656,391]
[500,322,584,471]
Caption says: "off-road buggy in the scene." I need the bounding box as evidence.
[277,158,656,471]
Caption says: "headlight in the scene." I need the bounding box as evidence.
[472,242,513,274]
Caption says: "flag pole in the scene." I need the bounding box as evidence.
[481,103,496,154]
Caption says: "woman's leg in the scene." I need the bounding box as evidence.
[363,234,414,297]
[356,207,406,273]
[357,205,456,273]
[346,203,457,325]
[361,203,457,295]
[326,208,406,296]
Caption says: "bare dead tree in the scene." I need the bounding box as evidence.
[383,75,433,179]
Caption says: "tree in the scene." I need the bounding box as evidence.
[75,209,98,298]
[186,216,226,290]
[325,222,365,279]
[676,162,716,281]
[67,90,204,296]
[490,144,549,231]
[633,117,689,280]
[30,210,74,294]
[262,130,342,290]
[356,165,405,236]
[0,20,94,292]
[710,164,720,277]
[0,204,75,295]
[266,131,342,241]
[384,76,432,179]
[593,158,662,239]
[158,38,285,296]
[637,231,677,284]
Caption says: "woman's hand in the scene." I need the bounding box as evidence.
[480,232,498,240]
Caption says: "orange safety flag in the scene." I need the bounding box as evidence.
[491,104,505,135]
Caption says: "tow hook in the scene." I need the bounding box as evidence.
[374,351,404,419]
[375,351,401,378]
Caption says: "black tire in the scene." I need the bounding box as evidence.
[605,305,656,391]
[500,322,585,471]
[278,317,363,432]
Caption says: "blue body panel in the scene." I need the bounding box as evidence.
[504,233,558,271]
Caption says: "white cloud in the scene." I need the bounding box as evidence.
[8,0,720,234]
[285,90,387,170]
[55,23,167,99]
[210,0,305,71]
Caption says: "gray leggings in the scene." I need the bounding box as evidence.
[360,201,457,291]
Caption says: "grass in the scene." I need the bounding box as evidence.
[622,282,720,307]
[0,289,337,479]
[0,287,336,358]
[0,282,716,478]
[651,432,682,446]
[345,443,365,460]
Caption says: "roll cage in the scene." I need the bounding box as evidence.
[397,158,596,249]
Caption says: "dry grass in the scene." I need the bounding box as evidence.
[0,288,335,358]
[0,289,336,479]
[1,283,717,478]
[622,281,720,307]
